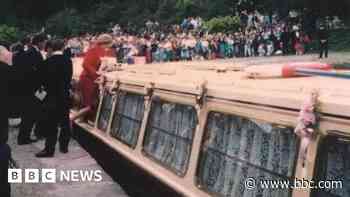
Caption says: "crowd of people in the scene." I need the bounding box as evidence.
[64,11,325,65]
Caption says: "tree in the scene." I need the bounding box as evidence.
[46,9,89,36]
[204,16,240,33]
[0,0,349,37]
[0,25,22,44]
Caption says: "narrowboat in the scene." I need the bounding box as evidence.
[71,58,350,197]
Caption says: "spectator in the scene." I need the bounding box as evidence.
[50,13,312,65]
[319,25,329,59]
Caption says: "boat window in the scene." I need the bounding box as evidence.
[143,99,198,176]
[97,91,114,132]
[110,91,145,148]
[197,112,298,197]
[313,135,350,197]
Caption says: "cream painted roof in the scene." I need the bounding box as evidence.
[73,56,350,118]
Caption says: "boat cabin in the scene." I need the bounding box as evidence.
[71,58,350,197]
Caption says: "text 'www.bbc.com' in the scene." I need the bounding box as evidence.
[244,177,343,190]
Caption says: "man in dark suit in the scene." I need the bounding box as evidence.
[10,43,25,118]
[36,39,73,158]
[281,27,290,55]
[17,34,46,145]
[0,46,13,197]
[319,24,329,59]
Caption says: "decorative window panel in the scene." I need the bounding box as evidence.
[197,112,298,197]
[313,136,350,197]
[110,91,145,148]
[97,91,114,132]
[143,100,198,175]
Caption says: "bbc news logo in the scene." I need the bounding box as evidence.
[8,169,103,183]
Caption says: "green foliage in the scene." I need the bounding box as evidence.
[1,0,349,38]
[43,0,235,36]
[328,29,350,52]
[308,29,350,52]
[46,9,89,36]
[204,16,241,33]
[0,25,21,44]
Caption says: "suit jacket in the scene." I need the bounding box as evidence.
[14,46,44,96]
[12,51,27,96]
[0,61,13,144]
[41,54,73,114]
[319,29,329,41]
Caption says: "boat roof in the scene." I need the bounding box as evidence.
[72,57,350,118]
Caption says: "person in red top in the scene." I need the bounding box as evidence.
[71,34,113,123]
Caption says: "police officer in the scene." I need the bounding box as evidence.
[35,39,72,158]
